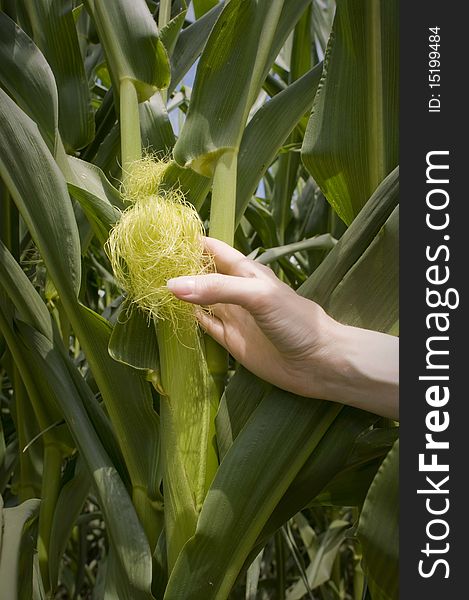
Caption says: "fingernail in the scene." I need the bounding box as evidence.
[167,277,196,296]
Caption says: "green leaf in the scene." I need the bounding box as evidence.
[77,305,161,510]
[160,2,187,58]
[313,427,398,508]
[302,0,399,225]
[0,440,18,496]
[169,3,224,95]
[67,156,122,244]
[21,0,94,151]
[0,496,40,600]
[236,63,323,224]
[252,409,377,553]
[164,398,341,598]
[0,88,82,299]
[0,250,75,456]
[109,304,160,372]
[193,0,219,20]
[244,200,279,250]
[139,93,176,153]
[83,0,170,101]
[48,458,90,589]
[0,239,52,340]
[0,12,58,153]
[174,0,285,176]
[357,439,399,600]
[289,3,312,82]
[160,161,211,212]
[0,245,127,492]
[324,206,399,332]
[255,234,336,266]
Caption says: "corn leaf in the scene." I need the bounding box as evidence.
[302,0,399,224]
[48,458,90,589]
[109,304,160,372]
[255,235,336,266]
[313,426,399,508]
[139,93,176,153]
[173,0,286,175]
[0,243,127,487]
[77,305,162,509]
[357,439,399,600]
[164,399,341,599]
[160,2,187,58]
[20,0,94,151]
[0,240,51,340]
[300,168,399,304]
[0,496,40,600]
[0,249,74,455]
[159,162,211,211]
[168,3,224,95]
[0,440,18,497]
[236,63,323,224]
[83,0,170,101]
[252,408,377,553]
[0,88,81,299]
[66,157,122,244]
[193,0,219,20]
[0,12,57,153]
[326,206,398,332]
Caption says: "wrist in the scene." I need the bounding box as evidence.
[308,318,399,420]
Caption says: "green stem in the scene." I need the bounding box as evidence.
[353,509,365,600]
[120,78,142,179]
[209,149,238,245]
[275,531,286,600]
[204,149,240,452]
[205,149,239,396]
[0,180,19,259]
[38,443,63,594]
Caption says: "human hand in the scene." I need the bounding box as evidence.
[166,237,399,420]
[166,237,338,401]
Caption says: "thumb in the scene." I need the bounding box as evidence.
[166,273,272,312]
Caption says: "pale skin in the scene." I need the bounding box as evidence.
[167,237,399,421]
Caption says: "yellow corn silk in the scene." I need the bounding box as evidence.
[106,157,215,333]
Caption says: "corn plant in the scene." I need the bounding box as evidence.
[0,1,398,599]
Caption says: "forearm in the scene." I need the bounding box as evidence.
[319,321,399,420]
